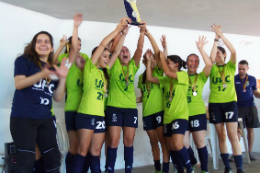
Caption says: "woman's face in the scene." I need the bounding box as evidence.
[97,50,110,68]
[77,40,82,54]
[215,49,226,63]
[35,34,53,57]
[167,59,177,71]
[187,55,199,73]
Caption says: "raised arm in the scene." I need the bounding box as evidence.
[67,14,83,65]
[146,49,159,84]
[159,51,177,79]
[211,24,236,64]
[145,28,161,68]
[108,25,129,68]
[91,19,127,65]
[209,33,219,63]
[133,21,146,67]
[196,36,212,77]
[52,35,67,65]
[161,35,168,60]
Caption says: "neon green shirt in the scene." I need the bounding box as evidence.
[209,61,237,103]
[77,60,107,116]
[138,66,164,117]
[187,71,208,116]
[158,71,189,124]
[107,58,140,108]
[58,53,89,111]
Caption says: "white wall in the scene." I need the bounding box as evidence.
[1,1,260,172]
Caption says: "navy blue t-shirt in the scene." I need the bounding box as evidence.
[235,74,257,107]
[11,55,59,119]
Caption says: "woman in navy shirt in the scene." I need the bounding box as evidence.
[10,14,81,172]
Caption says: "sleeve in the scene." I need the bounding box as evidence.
[199,71,208,84]
[158,76,167,89]
[227,60,236,73]
[80,53,89,61]
[58,53,68,63]
[137,75,142,89]
[252,76,257,90]
[130,58,140,74]
[14,56,30,77]
[176,71,188,86]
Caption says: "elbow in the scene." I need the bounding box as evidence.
[231,51,236,56]
[164,71,171,77]
[146,76,152,82]
[53,96,62,102]
[15,82,23,90]
[207,63,213,68]
[99,42,106,49]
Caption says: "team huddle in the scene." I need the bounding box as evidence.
[10,14,260,173]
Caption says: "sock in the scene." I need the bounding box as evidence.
[124,146,133,173]
[187,147,197,165]
[90,155,101,173]
[162,162,169,173]
[82,152,91,173]
[197,146,208,172]
[220,153,231,170]
[234,155,243,171]
[170,150,184,173]
[34,158,45,173]
[177,147,193,173]
[65,152,75,173]
[72,153,85,173]
[154,160,161,171]
[106,147,118,173]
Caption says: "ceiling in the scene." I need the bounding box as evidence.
[2,0,260,36]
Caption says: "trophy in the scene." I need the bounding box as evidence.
[124,0,143,25]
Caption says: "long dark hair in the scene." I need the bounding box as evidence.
[23,31,54,67]
[167,55,186,71]
[64,36,81,53]
[91,46,110,83]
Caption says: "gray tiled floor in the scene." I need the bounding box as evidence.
[116,153,260,173]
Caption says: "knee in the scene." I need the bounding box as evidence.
[123,136,134,147]
[16,150,35,170]
[69,141,79,155]
[228,134,239,143]
[110,137,120,148]
[218,134,227,143]
[194,138,205,148]
[149,137,159,148]
[173,141,183,151]
[78,144,89,156]
[42,146,61,172]
[90,145,102,156]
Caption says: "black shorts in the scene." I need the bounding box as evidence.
[65,111,77,132]
[238,106,260,128]
[143,111,164,131]
[186,114,207,132]
[76,113,105,133]
[209,101,238,124]
[163,119,188,137]
[105,106,138,128]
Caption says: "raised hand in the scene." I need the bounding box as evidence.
[74,13,83,27]
[196,36,208,50]
[122,25,130,35]
[121,17,132,25]
[211,23,222,37]
[53,58,70,79]
[144,27,150,36]
[59,35,67,48]
[161,35,167,48]
[139,21,147,34]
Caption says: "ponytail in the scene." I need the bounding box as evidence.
[142,70,147,84]
[167,55,186,71]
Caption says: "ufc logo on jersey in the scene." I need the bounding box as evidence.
[95,79,104,89]
[119,74,133,83]
[33,79,54,94]
[40,97,50,105]
[212,75,230,84]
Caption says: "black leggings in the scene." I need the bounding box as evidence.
[10,117,61,173]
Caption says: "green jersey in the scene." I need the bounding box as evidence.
[158,71,189,124]
[187,71,208,116]
[138,66,164,117]
[77,60,107,117]
[107,58,140,108]
[209,61,237,103]
[58,53,89,111]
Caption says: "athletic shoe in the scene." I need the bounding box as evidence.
[224,167,233,173]
[173,167,178,173]
[229,155,235,162]
[192,162,201,170]
[249,152,257,161]
[237,170,244,173]
[154,171,162,173]
[201,171,209,173]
